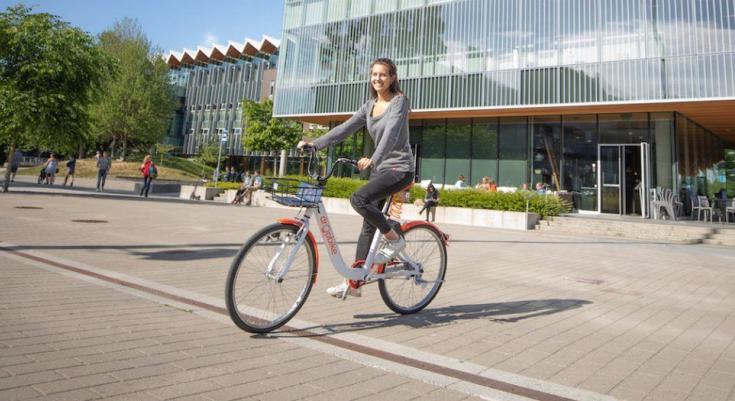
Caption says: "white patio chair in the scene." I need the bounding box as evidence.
[694,196,713,222]
[649,188,659,219]
[652,188,677,221]
[726,198,735,223]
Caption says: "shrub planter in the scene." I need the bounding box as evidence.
[268,194,539,230]
[181,189,539,230]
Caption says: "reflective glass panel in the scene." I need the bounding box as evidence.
[498,117,528,187]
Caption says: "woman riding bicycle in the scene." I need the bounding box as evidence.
[298,58,414,299]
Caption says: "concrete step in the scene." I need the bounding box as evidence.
[537,216,716,244]
[711,228,735,238]
[213,193,229,203]
[702,237,735,246]
[705,228,735,246]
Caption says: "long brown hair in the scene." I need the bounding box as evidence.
[368,58,404,100]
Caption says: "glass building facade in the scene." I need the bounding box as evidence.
[166,37,279,156]
[274,0,735,216]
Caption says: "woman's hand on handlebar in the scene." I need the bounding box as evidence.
[357,158,373,171]
[297,140,315,152]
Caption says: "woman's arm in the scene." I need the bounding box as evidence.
[370,96,408,167]
[312,102,368,150]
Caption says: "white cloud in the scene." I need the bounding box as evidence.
[200,32,219,48]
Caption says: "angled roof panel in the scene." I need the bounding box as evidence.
[181,48,196,64]
[167,52,181,68]
[210,44,226,61]
[226,40,244,58]
[259,37,278,54]
[262,34,281,49]
[195,46,211,63]
[243,37,259,56]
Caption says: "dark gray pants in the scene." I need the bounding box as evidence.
[351,169,414,261]
[140,176,153,197]
[96,169,108,190]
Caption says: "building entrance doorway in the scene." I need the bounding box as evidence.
[598,143,650,216]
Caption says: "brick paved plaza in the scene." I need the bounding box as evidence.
[1,190,734,401]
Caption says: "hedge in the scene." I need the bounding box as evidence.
[208,176,565,217]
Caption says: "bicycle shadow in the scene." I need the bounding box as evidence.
[269,298,591,338]
[130,248,237,261]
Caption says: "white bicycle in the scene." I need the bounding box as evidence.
[225,149,448,333]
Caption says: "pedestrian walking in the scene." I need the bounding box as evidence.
[43,153,59,185]
[139,154,157,197]
[63,156,76,186]
[9,149,22,182]
[96,151,112,192]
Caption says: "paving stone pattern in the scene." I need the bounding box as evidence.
[2,193,735,401]
[0,258,484,401]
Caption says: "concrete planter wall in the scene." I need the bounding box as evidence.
[133,182,181,195]
[179,188,540,230]
[179,185,224,201]
[261,193,539,230]
[222,190,238,204]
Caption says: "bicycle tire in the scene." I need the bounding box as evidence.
[378,223,447,314]
[225,223,316,333]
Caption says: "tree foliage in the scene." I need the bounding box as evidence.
[0,5,110,191]
[154,142,175,165]
[242,99,302,151]
[197,143,225,167]
[88,18,174,160]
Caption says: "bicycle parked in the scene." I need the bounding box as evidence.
[225,148,449,333]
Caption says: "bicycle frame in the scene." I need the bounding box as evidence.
[275,194,414,283]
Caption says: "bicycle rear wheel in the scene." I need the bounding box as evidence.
[225,223,316,333]
[378,223,447,314]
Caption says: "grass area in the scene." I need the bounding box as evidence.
[17,156,214,182]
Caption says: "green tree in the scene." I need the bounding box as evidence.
[198,143,225,168]
[154,142,175,166]
[0,5,110,192]
[242,99,302,152]
[88,18,174,161]
[242,99,302,176]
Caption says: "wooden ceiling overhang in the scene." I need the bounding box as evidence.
[288,99,735,143]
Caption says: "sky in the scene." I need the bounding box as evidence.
[2,0,285,53]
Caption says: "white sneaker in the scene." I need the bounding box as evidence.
[326,282,361,299]
[374,236,406,264]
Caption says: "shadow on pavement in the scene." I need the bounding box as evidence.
[5,243,244,251]
[271,298,592,337]
[131,248,238,261]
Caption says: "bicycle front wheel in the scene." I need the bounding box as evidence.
[225,223,316,333]
[379,223,447,314]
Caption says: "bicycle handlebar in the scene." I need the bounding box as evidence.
[301,146,358,185]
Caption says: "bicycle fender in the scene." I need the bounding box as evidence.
[276,218,319,283]
[400,221,450,247]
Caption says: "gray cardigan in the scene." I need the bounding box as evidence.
[312,95,414,173]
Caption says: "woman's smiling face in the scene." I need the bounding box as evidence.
[370,63,394,97]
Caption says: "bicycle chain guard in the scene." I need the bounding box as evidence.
[348,260,366,289]
[348,260,399,289]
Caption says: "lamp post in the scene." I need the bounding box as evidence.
[214,129,227,187]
